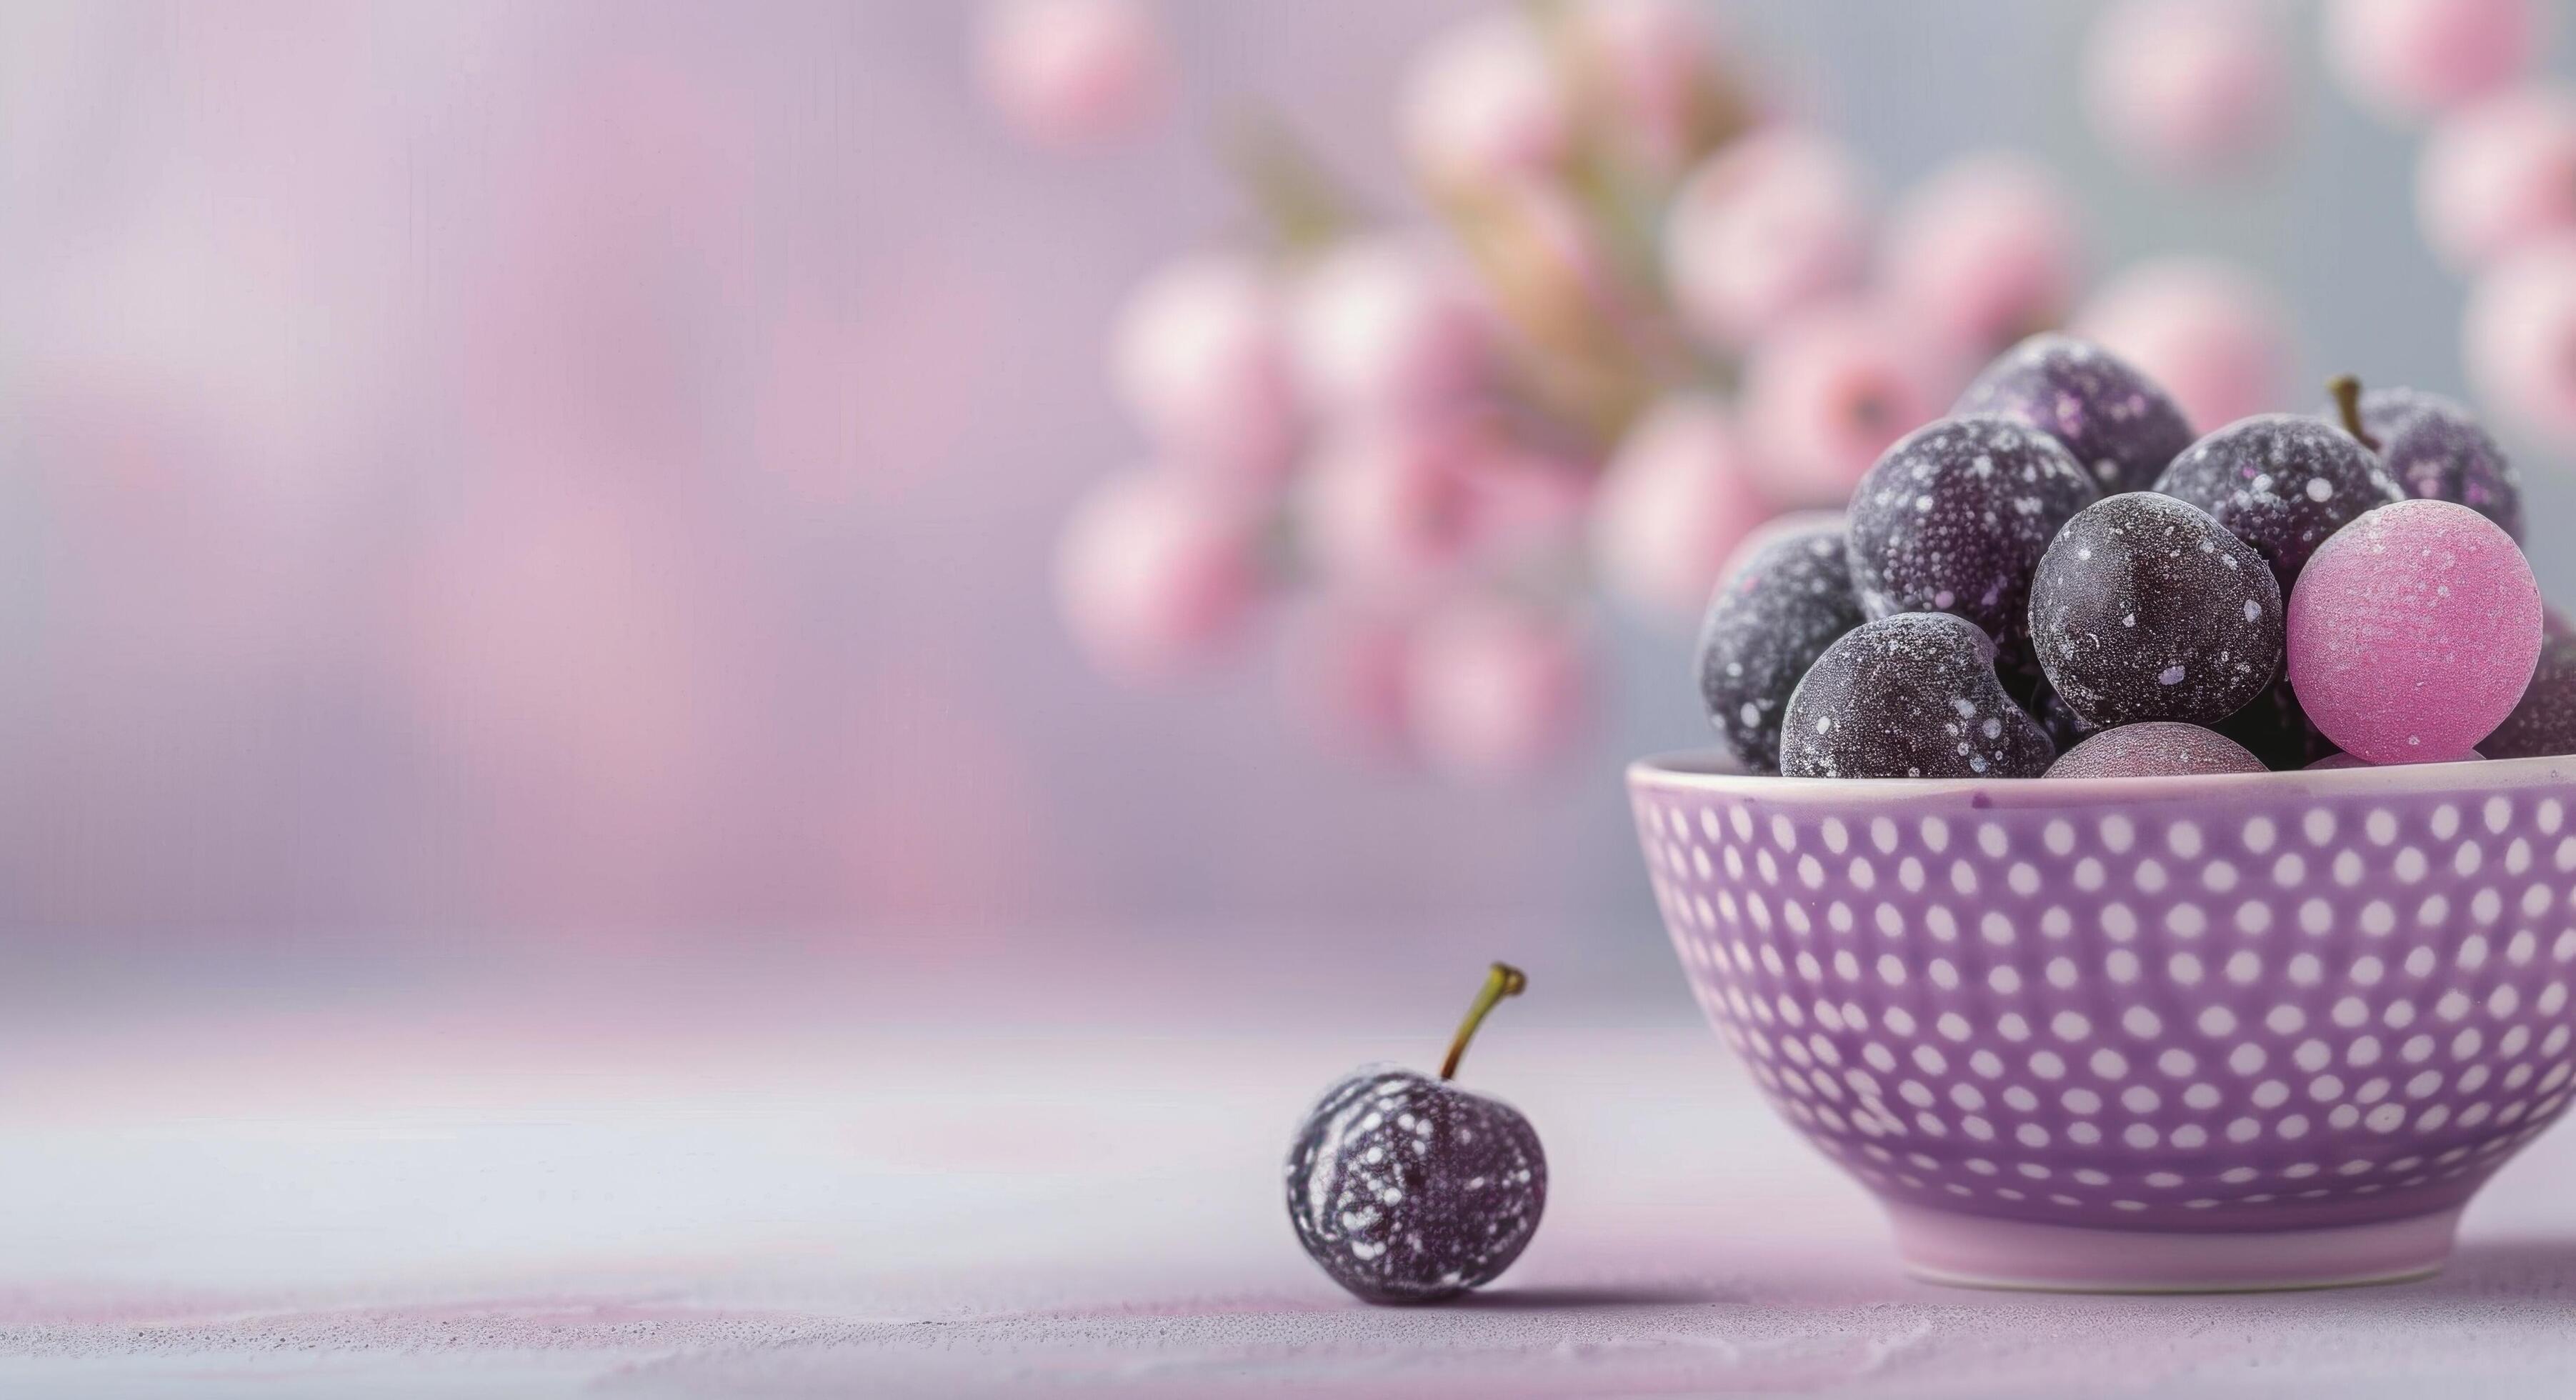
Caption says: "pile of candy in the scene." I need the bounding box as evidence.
[1697,334,2567,779]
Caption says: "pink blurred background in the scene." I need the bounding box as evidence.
[3,0,2568,1024]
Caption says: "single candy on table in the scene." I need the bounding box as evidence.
[1778,612,2055,779]
[2481,632,2576,759]
[2286,498,2543,764]
[1952,333,2196,494]
[2328,384,2522,539]
[2045,721,2266,777]
[2154,413,2405,593]
[1695,516,1864,775]
[1844,414,2098,674]
[1285,965,1546,1304]
[2029,491,2283,728]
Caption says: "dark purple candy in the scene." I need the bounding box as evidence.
[2029,676,2102,752]
[1954,334,2195,494]
[2482,633,2576,759]
[2153,414,2404,594]
[2029,491,2283,728]
[1779,612,2055,779]
[1696,519,1864,774]
[2332,386,2522,540]
[2215,674,2340,771]
[1845,414,2097,673]
[1285,1066,1545,1304]
[2046,722,2266,778]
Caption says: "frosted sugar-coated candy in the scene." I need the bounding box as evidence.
[2155,413,2405,593]
[1695,516,1864,774]
[1845,414,2097,674]
[1779,613,2054,779]
[2046,722,2265,778]
[2030,491,2283,728]
[2286,498,2542,763]
[2330,386,2522,539]
[2215,675,2339,770]
[2482,633,2576,759]
[1953,334,2195,494]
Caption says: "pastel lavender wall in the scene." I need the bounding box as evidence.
[0,2,2565,996]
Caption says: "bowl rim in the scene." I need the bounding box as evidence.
[1627,749,2576,809]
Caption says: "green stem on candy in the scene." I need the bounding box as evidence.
[1439,962,1529,1081]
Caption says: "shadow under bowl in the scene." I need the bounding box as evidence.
[1628,751,2576,1291]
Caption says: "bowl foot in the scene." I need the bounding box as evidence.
[1887,1203,2462,1293]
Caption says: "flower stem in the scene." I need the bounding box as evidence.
[1439,962,1529,1081]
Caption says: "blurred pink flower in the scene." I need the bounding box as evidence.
[2415,86,2576,273]
[975,0,1169,149]
[1739,299,1955,506]
[2465,234,2576,441]
[1405,602,1589,782]
[1109,251,1300,481]
[1590,394,1772,619]
[1881,151,2081,358]
[1279,600,1419,765]
[2084,0,2288,180]
[1054,469,1266,682]
[1289,236,1494,425]
[1297,421,1485,595]
[1398,10,1571,192]
[1665,128,1872,348]
[1566,0,1728,176]
[2326,0,2542,122]
[2076,257,2293,433]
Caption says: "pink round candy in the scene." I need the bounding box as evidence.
[2287,499,2543,764]
[2046,723,2267,779]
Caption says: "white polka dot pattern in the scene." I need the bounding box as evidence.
[1630,771,2576,1232]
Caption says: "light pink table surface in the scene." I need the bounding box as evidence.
[7,949,2576,1398]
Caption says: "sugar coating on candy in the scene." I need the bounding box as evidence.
[1779,612,2055,779]
[2046,721,2265,778]
[2030,491,2282,727]
[2155,414,2405,593]
[2337,386,2523,540]
[2215,674,2340,770]
[1284,1066,1545,1304]
[1695,516,1864,774]
[1844,414,2097,672]
[2287,499,2542,763]
[1953,334,2196,494]
[2482,633,2576,759]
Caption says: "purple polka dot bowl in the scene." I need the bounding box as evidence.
[1629,751,2576,1292]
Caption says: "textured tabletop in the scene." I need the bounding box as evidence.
[7,969,2576,1398]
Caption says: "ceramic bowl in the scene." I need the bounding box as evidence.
[1628,751,2576,1291]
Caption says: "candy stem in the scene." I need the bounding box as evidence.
[1439,962,1529,1081]
[2327,374,2380,451]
